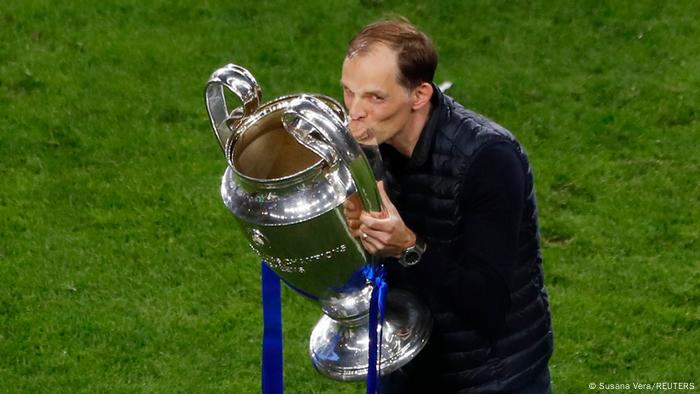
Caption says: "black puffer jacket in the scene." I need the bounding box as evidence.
[380,86,553,393]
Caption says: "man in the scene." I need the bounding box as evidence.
[341,20,554,393]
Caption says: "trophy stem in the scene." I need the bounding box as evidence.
[309,289,432,381]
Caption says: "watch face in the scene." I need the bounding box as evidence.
[404,249,421,265]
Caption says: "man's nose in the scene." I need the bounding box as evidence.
[348,99,367,121]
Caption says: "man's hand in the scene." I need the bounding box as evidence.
[343,194,362,239]
[348,120,377,145]
[358,181,416,258]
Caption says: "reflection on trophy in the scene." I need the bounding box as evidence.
[204,64,431,381]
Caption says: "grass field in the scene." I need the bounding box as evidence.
[1,0,698,393]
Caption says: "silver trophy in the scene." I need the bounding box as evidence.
[204,64,431,381]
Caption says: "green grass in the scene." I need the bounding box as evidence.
[1,0,698,392]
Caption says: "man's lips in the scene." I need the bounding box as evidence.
[349,121,373,142]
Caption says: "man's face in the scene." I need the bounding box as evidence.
[341,44,414,146]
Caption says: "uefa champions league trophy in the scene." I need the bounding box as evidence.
[204,64,431,381]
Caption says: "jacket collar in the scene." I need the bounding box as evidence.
[405,83,446,169]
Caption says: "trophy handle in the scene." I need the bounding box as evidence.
[204,64,262,154]
[282,95,383,213]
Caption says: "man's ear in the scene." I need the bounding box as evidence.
[411,82,433,111]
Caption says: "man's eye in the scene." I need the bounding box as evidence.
[371,95,384,102]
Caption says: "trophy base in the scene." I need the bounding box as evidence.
[309,289,432,381]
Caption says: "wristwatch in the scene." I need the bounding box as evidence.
[398,237,427,267]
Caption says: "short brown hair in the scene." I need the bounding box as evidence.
[346,19,438,90]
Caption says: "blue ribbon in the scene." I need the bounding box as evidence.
[260,261,387,394]
[261,261,284,394]
[363,264,388,394]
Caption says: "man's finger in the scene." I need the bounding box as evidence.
[344,208,361,220]
[361,234,382,254]
[347,219,360,229]
[359,211,390,231]
[376,181,397,215]
[360,225,381,241]
[348,122,372,142]
[344,199,355,210]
